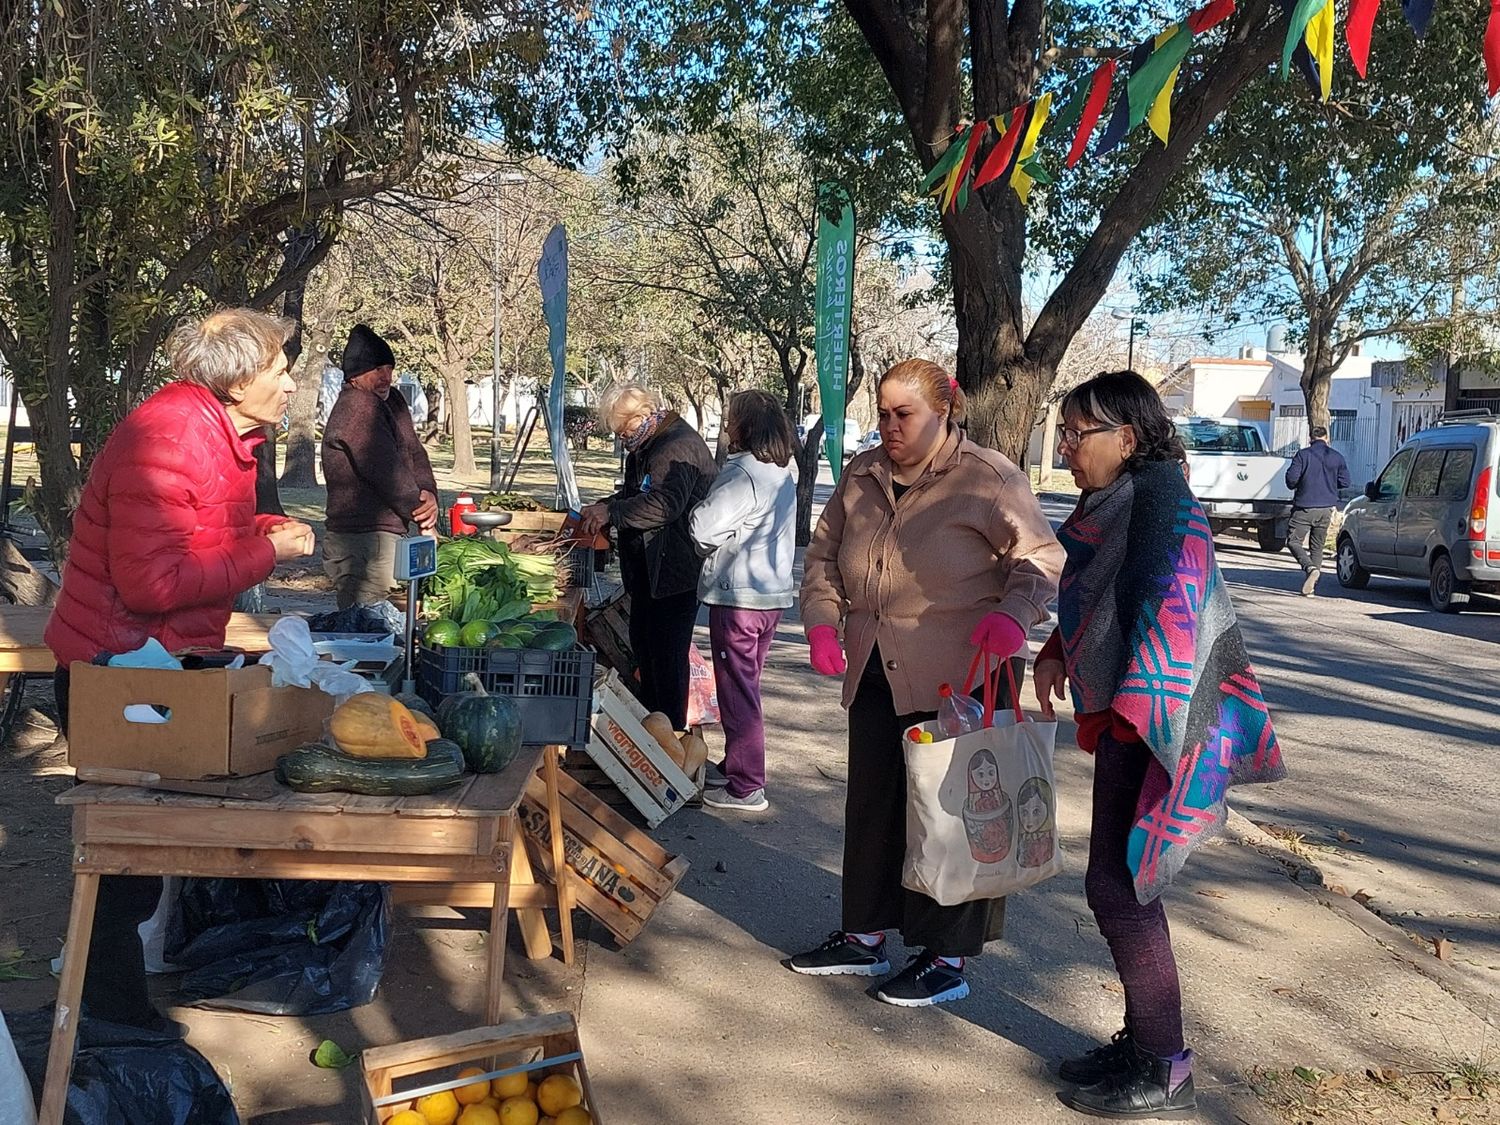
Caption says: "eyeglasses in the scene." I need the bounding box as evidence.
[1056,424,1119,448]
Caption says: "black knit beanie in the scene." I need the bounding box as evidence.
[341,324,396,381]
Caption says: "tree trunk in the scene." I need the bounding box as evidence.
[1301,319,1336,433]
[794,418,825,547]
[278,229,334,489]
[442,367,477,476]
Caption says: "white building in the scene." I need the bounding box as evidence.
[1155,336,1444,488]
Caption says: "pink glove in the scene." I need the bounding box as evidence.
[969,613,1026,658]
[807,625,847,676]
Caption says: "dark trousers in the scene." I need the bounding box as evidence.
[627,584,699,730]
[1287,506,1334,573]
[708,605,780,797]
[1085,730,1185,1057]
[54,667,164,1027]
[841,655,1006,958]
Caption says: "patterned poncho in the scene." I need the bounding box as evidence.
[1057,459,1287,903]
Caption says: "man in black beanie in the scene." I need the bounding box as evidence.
[321,324,440,607]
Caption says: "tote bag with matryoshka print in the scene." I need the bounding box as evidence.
[901,653,1063,907]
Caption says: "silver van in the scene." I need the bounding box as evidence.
[1336,411,1500,612]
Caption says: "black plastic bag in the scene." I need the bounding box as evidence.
[306,603,406,635]
[67,1019,241,1125]
[164,879,390,1016]
[9,1012,239,1125]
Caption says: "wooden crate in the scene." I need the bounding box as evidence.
[361,1011,602,1124]
[518,769,689,945]
[584,671,698,827]
[582,588,637,685]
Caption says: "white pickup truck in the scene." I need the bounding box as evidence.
[1176,417,1294,552]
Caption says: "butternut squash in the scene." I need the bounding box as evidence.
[640,712,682,760]
[329,694,427,760]
[678,732,709,779]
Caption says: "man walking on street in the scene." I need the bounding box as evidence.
[1285,425,1350,597]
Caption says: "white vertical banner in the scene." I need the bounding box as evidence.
[539,224,580,510]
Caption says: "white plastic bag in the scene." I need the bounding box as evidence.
[258,617,373,704]
[0,1010,37,1125]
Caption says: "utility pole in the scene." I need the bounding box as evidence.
[1112,307,1145,370]
[487,170,526,491]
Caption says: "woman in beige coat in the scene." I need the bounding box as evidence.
[791,358,1063,1007]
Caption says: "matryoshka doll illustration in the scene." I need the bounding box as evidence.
[1016,776,1056,868]
[962,748,1013,863]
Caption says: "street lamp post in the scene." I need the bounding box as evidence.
[1112,308,1146,370]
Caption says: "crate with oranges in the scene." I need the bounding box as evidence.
[362,1013,601,1125]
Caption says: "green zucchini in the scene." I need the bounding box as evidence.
[276,738,465,795]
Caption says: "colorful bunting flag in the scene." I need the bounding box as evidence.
[1488,0,1500,97]
[1097,40,1153,155]
[1278,0,1327,95]
[918,128,967,195]
[1187,0,1237,35]
[1282,0,1327,79]
[1305,0,1335,100]
[1403,0,1434,38]
[1068,60,1117,168]
[1129,24,1193,135]
[973,104,1029,189]
[949,119,990,212]
[1346,0,1380,77]
[1010,93,1054,203]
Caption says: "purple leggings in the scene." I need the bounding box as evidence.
[1086,731,1185,1057]
[708,605,781,797]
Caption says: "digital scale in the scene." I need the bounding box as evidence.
[396,533,439,694]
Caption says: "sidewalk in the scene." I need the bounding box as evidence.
[576,620,1496,1123]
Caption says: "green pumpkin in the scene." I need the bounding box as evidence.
[437,673,523,773]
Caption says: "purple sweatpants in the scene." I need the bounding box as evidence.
[707,605,781,797]
[1087,730,1185,1057]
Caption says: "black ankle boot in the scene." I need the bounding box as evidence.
[1064,1043,1195,1119]
[1059,1027,1135,1085]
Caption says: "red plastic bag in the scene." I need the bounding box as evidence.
[686,644,720,727]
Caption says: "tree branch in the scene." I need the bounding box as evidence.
[842,0,926,146]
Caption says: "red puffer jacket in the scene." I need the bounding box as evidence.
[45,382,280,667]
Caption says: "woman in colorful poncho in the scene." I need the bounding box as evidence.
[1034,370,1286,1119]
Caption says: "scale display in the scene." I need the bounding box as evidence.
[395,535,438,581]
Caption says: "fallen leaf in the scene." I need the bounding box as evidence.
[1294,1065,1320,1084]
[1329,883,1350,897]
[1195,888,1228,899]
[1316,1073,1347,1095]
[1336,829,1365,845]
[312,1040,355,1069]
[1433,937,1454,961]
[1272,987,1298,997]
[1100,980,1124,994]
[1352,890,1373,905]
[1367,1066,1404,1083]
[1435,1105,1457,1122]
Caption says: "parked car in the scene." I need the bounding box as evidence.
[1176,417,1294,552]
[853,428,881,457]
[1336,411,1500,612]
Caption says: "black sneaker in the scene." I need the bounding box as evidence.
[787,932,890,977]
[1065,1044,1196,1119]
[1059,1027,1135,1085]
[874,951,970,1007]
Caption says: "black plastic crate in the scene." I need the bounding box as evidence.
[417,644,596,748]
[560,545,597,590]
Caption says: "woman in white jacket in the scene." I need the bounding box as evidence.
[689,390,798,811]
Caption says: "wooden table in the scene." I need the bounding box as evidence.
[37,744,578,1125]
[0,607,285,673]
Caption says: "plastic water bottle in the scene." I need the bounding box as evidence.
[937,683,985,737]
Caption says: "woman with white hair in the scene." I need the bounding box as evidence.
[580,383,717,727]
[46,306,316,1033]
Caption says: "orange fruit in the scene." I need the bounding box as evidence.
[416,1090,461,1125]
[553,1109,591,1125]
[388,1113,427,1125]
[536,1075,582,1117]
[457,1107,501,1125]
[491,1070,530,1099]
[498,1097,540,1125]
[455,1068,492,1106]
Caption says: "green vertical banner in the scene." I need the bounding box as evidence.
[815,182,855,480]
[538,223,580,510]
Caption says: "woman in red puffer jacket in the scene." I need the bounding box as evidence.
[45,307,316,1033]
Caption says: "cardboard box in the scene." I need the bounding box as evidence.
[66,662,335,779]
